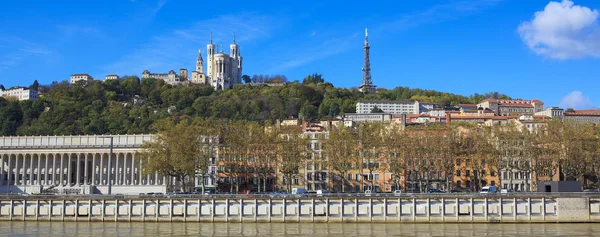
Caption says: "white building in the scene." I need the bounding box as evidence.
[70,74,94,84]
[192,35,243,90]
[0,135,219,195]
[356,101,420,115]
[141,70,180,85]
[534,107,564,120]
[0,87,38,101]
[105,74,119,80]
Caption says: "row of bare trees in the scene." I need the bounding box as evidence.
[324,120,600,192]
[141,118,600,193]
[140,119,309,193]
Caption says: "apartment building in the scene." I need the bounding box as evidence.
[0,87,38,101]
[356,100,420,114]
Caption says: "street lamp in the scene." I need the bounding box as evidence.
[99,136,114,195]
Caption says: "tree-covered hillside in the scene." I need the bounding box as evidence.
[0,74,509,136]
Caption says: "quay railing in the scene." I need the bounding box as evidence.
[1,192,599,200]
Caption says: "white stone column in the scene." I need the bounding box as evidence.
[44,154,49,185]
[52,154,57,185]
[21,155,27,185]
[59,154,65,186]
[115,153,120,185]
[92,154,96,185]
[67,154,73,185]
[138,156,143,185]
[76,154,81,185]
[84,154,89,185]
[154,172,159,185]
[29,155,34,185]
[8,155,13,185]
[0,155,5,186]
[99,154,104,185]
[130,154,135,185]
[37,154,41,185]
[14,155,20,185]
[147,163,151,185]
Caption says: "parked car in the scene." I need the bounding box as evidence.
[500,189,513,194]
[291,188,308,195]
[393,190,403,196]
[426,188,443,193]
[364,190,372,196]
[480,186,498,194]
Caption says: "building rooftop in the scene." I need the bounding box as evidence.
[565,110,600,116]
[358,100,417,104]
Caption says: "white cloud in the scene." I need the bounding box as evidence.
[518,0,600,59]
[559,91,594,109]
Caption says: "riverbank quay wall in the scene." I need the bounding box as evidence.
[0,194,599,223]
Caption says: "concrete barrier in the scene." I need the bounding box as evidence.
[0,194,599,223]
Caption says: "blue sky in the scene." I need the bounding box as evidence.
[1,0,600,109]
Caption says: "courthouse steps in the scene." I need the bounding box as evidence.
[0,194,599,223]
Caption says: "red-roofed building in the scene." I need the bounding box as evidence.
[565,109,600,124]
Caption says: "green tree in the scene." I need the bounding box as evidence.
[139,120,202,192]
[242,75,251,84]
[370,105,384,113]
[30,80,40,91]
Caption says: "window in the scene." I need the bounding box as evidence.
[347,174,352,181]
[356,174,361,181]
[456,170,461,176]
[491,181,496,186]
[466,170,470,177]
[456,159,461,166]
[456,181,462,188]
[374,174,380,181]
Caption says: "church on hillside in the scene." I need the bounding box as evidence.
[191,34,243,90]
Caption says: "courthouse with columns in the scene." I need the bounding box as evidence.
[0,135,219,195]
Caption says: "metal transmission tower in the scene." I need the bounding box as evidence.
[359,28,376,93]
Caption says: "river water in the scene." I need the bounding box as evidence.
[2,222,599,236]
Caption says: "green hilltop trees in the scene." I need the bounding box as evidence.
[0,74,509,136]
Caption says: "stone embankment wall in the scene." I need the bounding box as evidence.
[0,195,598,223]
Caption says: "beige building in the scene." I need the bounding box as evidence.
[564,110,600,124]
[477,98,544,116]
[356,101,420,114]
[70,74,93,84]
[141,70,180,85]
[0,87,38,101]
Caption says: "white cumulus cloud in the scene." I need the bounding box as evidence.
[518,0,600,59]
[559,91,594,109]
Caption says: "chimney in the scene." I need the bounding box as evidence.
[445,113,451,125]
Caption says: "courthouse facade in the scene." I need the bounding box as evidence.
[0,135,213,195]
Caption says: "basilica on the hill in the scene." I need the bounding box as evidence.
[191,34,243,90]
